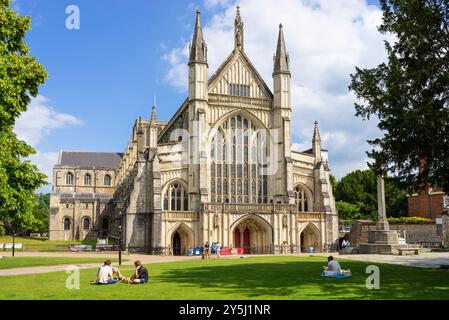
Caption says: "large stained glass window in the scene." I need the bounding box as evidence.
[210,114,268,204]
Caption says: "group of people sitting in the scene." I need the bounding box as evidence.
[92,260,149,285]
[201,241,221,259]
[322,256,352,277]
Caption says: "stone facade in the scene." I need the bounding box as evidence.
[49,151,122,241]
[347,220,442,247]
[49,8,340,254]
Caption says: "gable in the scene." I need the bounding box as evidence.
[208,50,273,99]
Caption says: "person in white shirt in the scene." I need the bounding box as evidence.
[94,260,122,285]
[323,256,352,277]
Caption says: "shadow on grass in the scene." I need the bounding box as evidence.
[156,258,449,300]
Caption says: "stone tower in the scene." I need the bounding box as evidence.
[188,10,209,211]
[272,24,294,204]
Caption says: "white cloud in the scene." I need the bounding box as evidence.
[14,95,83,192]
[15,95,83,147]
[163,0,390,178]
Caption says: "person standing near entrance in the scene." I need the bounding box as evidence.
[216,242,221,258]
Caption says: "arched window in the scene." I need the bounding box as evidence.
[83,217,90,230]
[294,185,311,212]
[210,114,269,204]
[84,174,92,186]
[163,182,188,211]
[104,174,111,186]
[63,218,71,231]
[66,172,74,185]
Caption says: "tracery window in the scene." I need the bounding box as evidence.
[210,114,268,204]
[104,174,111,186]
[163,183,189,211]
[84,174,92,186]
[229,84,250,97]
[294,185,311,212]
[66,172,74,185]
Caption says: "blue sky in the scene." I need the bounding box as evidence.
[12,0,384,192]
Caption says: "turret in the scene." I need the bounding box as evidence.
[312,121,322,163]
[188,10,208,102]
[272,23,293,204]
[148,104,158,148]
[188,10,209,210]
[234,5,244,51]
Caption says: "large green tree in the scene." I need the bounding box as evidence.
[0,0,48,232]
[334,170,408,220]
[349,0,449,192]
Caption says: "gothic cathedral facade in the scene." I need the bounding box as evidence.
[49,8,339,254]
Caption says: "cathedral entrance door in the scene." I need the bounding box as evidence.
[173,232,182,256]
[243,227,251,254]
[234,228,241,248]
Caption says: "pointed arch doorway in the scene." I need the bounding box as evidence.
[232,215,272,254]
[299,223,320,253]
[170,224,194,256]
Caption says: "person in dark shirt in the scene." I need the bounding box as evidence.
[129,260,149,284]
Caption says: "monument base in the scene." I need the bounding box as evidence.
[358,230,407,254]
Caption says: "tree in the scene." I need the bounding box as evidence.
[334,169,408,219]
[30,194,50,233]
[349,0,449,193]
[0,0,48,232]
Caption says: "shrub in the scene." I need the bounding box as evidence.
[0,222,5,236]
[387,217,432,224]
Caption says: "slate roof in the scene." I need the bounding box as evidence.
[59,151,123,169]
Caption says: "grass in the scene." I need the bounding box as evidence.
[0,236,95,252]
[0,257,121,270]
[0,256,448,300]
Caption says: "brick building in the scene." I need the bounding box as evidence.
[408,185,447,220]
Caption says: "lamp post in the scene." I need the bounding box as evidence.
[12,232,16,257]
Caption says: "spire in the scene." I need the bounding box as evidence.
[273,23,290,75]
[189,10,207,64]
[151,104,157,124]
[313,121,321,143]
[234,5,244,51]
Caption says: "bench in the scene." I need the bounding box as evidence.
[3,243,24,251]
[398,248,421,256]
[0,244,4,251]
[68,245,92,252]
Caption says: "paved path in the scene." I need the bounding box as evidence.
[0,255,197,277]
[0,251,448,277]
[326,252,449,268]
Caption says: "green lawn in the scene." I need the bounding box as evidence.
[0,236,95,252]
[0,256,448,300]
[0,257,121,270]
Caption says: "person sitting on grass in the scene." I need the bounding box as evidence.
[93,260,124,285]
[128,260,149,284]
[323,256,352,277]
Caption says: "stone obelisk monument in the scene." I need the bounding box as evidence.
[359,174,407,254]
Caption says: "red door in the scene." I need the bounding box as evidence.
[234,228,241,248]
[243,228,250,254]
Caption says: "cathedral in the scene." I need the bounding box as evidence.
[49,7,339,255]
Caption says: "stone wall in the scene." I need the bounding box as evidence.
[346,220,441,246]
[442,211,449,248]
